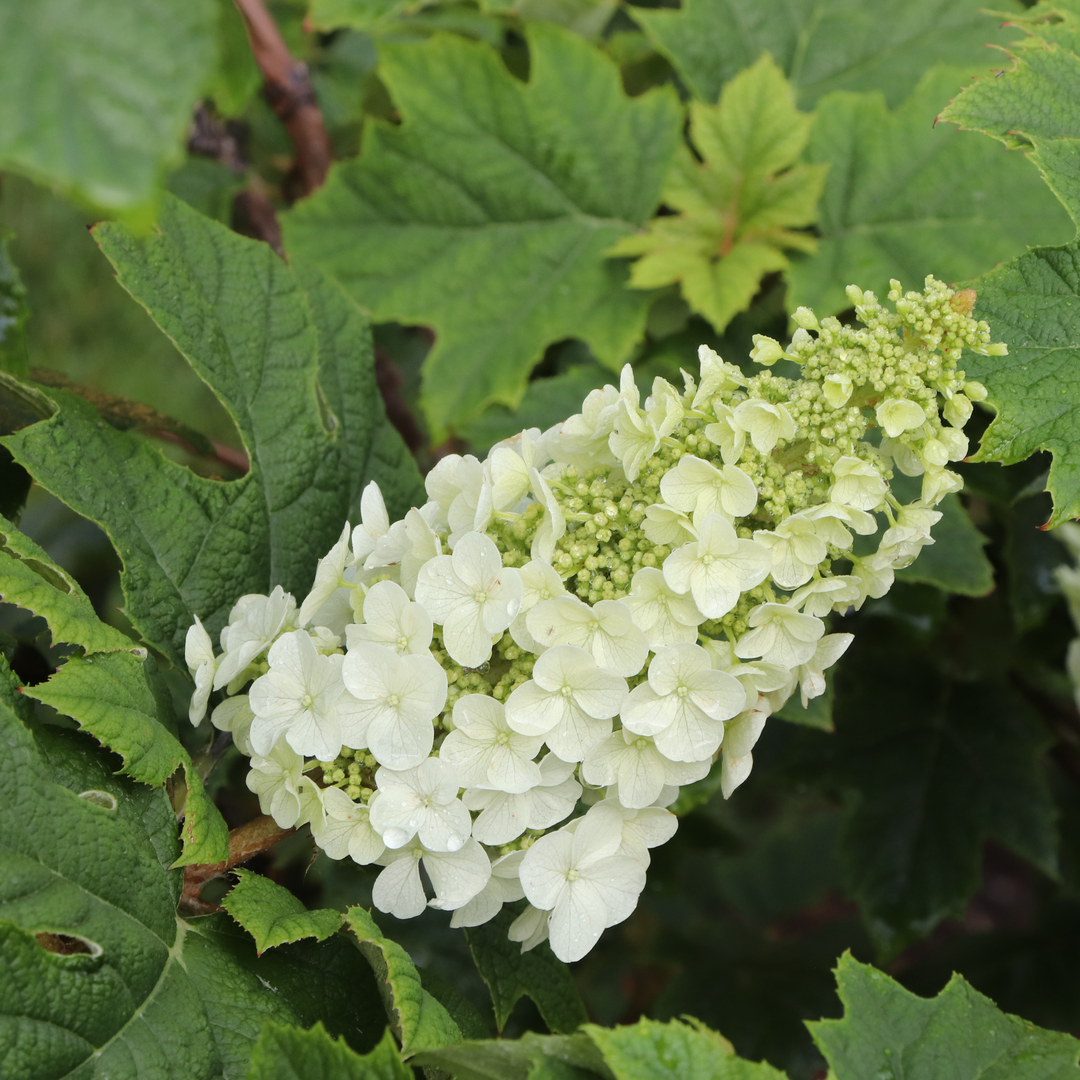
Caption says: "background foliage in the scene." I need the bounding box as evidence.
[3,0,1080,1076]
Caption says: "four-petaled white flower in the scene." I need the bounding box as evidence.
[790,576,861,618]
[510,558,567,652]
[527,596,648,678]
[450,850,526,928]
[310,786,386,865]
[440,695,543,793]
[621,643,745,762]
[735,603,825,668]
[210,694,255,756]
[660,455,758,520]
[623,567,703,648]
[488,428,542,512]
[529,467,567,562]
[346,579,433,656]
[369,757,472,852]
[341,642,448,769]
[298,522,354,628]
[505,644,627,761]
[642,504,695,548]
[415,532,522,668]
[464,753,582,845]
[246,740,319,829]
[732,399,795,453]
[830,456,887,511]
[875,398,927,438]
[720,706,769,798]
[519,801,646,963]
[582,729,710,809]
[663,513,771,619]
[214,585,298,690]
[753,513,828,589]
[703,404,747,465]
[373,837,491,920]
[249,630,349,761]
[352,481,391,564]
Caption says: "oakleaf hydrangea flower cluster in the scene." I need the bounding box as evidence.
[186,277,1003,963]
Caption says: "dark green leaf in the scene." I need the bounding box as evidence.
[465,906,589,1033]
[940,11,1080,229]
[0,703,245,1078]
[244,1023,411,1080]
[786,67,1071,317]
[26,649,229,866]
[963,243,1080,527]
[0,512,134,653]
[3,195,423,666]
[828,627,1058,955]
[0,0,218,219]
[345,906,462,1054]
[411,1033,611,1080]
[809,952,1080,1079]
[632,0,1021,108]
[222,869,343,953]
[283,26,682,439]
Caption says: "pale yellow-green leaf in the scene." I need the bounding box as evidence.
[609,54,820,331]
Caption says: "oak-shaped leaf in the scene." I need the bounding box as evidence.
[282,25,682,440]
[809,953,1080,1079]
[787,66,1071,316]
[2,195,423,667]
[609,54,825,333]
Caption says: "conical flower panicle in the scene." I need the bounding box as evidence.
[188,276,1000,962]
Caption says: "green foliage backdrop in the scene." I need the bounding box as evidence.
[3,0,1080,1077]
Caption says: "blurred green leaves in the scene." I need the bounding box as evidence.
[631,0,1020,108]
[0,0,218,221]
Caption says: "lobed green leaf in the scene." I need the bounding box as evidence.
[244,1023,411,1080]
[611,55,825,332]
[222,869,343,953]
[0,512,135,654]
[283,26,682,440]
[828,626,1057,956]
[809,952,1080,1079]
[464,906,588,1033]
[964,244,1080,527]
[3,195,423,666]
[26,649,229,866]
[0,0,218,220]
[787,67,1071,317]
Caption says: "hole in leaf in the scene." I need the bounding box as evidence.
[78,789,117,811]
[35,932,100,957]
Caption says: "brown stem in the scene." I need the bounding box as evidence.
[180,815,295,913]
[233,0,332,202]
